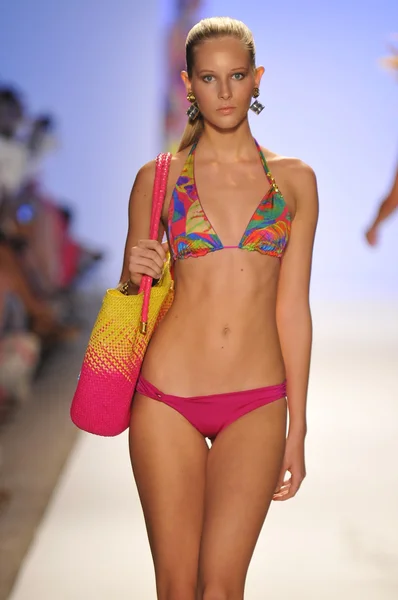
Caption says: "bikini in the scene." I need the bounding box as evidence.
[136,139,291,440]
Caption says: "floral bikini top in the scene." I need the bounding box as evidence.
[167,139,291,261]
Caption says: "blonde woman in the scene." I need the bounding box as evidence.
[121,17,318,600]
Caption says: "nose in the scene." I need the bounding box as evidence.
[218,79,232,100]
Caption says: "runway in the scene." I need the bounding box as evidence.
[6,300,398,600]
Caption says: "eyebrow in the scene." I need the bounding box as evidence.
[197,67,249,74]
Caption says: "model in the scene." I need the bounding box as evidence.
[120,16,318,600]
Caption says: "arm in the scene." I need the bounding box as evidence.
[366,164,398,245]
[119,160,166,293]
[276,163,318,437]
[273,162,318,502]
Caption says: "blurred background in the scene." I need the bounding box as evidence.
[0,1,397,599]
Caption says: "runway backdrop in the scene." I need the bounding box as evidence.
[1,0,398,300]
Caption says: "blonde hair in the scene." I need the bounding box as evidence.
[178,17,256,152]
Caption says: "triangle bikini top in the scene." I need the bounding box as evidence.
[167,139,291,261]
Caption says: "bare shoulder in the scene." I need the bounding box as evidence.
[261,147,318,214]
[133,158,156,188]
[132,146,191,198]
[263,147,316,184]
[284,156,317,204]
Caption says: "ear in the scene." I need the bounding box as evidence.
[254,66,265,88]
[180,70,191,93]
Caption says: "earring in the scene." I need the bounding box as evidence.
[250,87,265,115]
[186,91,200,121]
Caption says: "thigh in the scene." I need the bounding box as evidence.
[129,393,208,591]
[198,398,287,595]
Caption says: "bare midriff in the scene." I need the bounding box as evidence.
[141,248,285,396]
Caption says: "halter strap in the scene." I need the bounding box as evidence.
[254,139,280,192]
[185,138,280,193]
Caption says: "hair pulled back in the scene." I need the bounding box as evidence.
[178,17,256,152]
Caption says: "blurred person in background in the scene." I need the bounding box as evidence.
[0,87,26,197]
[0,86,96,341]
[0,88,59,343]
[365,161,398,245]
[0,82,104,507]
[0,88,63,296]
[0,273,41,407]
[0,84,104,421]
[122,17,318,600]
[365,39,398,246]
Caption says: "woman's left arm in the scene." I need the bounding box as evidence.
[273,161,319,501]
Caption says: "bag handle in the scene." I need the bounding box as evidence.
[139,152,172,334]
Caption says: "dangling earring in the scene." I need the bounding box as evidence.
[186,91,200,121]
[249,87,264,115]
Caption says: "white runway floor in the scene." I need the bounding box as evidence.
[7,301,398,600]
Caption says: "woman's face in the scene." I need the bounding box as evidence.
[182,36,264,129]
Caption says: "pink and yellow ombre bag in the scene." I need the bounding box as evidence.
[70,153,173,436]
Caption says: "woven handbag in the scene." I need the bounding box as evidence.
[70,152,173,436]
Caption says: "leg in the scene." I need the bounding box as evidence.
[197,398,287,600]
[129,392,209,600]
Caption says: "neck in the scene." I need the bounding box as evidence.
[196,119,257,161]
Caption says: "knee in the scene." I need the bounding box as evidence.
[200,584,241,600]
[157,579,196,600]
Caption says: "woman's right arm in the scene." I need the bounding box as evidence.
[119,161,167,293]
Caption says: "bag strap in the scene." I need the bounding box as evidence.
[139,152,172,334]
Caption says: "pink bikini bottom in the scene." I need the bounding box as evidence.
[136,375,287,440]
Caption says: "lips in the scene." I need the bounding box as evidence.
[217,107,235,114]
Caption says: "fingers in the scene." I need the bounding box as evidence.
[129,240,166,283]
[365,227,377,246]
[135,248,164,272]
[282,474,299,500]
[273,469,306,502]
[274,468,287,496]
[161,241,170,253]
[138,239,167,262]
[130,256,163,280]
[273,471,291,500]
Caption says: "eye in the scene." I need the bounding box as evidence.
[232,73,245,80]
[202,75,215,83]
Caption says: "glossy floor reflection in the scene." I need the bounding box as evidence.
[7,301,398,600]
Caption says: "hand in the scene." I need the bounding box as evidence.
[365,226,378,247]
[129,239,167,286]
[273,433,306,501]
